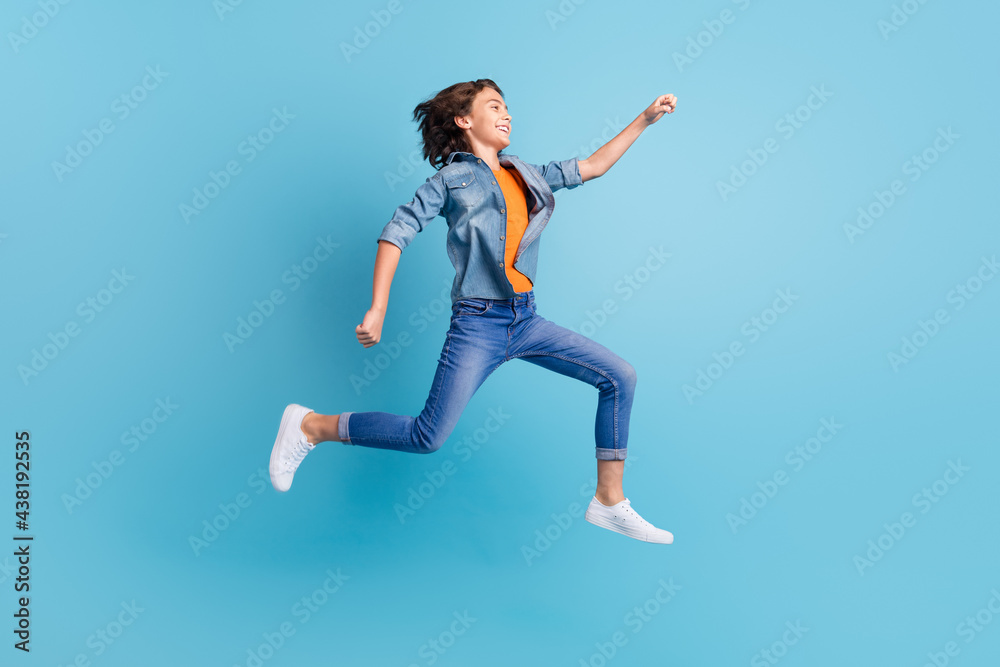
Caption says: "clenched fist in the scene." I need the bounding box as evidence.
[643,94,678,125]
[356,307,385,348]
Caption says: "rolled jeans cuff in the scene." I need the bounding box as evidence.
[596,447,627,461]
[338,411,353,444]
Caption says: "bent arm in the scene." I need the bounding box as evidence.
[578,114,649,182]
[371,239,401,312]
[370,172,446,312]
[579,94,677,181]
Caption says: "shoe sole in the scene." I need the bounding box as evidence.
[270,404,308,492]
[585,507,674,544]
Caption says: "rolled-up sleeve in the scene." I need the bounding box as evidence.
[377,172,446,251]
[524,156,584,192]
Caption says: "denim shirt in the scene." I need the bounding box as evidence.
[377,150,584,302]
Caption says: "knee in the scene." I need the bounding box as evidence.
[617,361,637,395]
[413,429,447,454]
[420,440,445,454]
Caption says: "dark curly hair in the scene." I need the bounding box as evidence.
[413,79,505,170]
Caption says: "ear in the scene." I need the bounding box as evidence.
[453,115,468,129]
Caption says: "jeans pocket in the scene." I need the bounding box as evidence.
[453,298,490,317]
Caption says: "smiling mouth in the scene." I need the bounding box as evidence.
[497,126,510,135]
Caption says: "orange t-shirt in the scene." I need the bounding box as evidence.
[492,165,533,293]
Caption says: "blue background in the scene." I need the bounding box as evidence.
[2,0,998,665]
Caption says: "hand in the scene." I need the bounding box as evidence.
[642,94,677,125]
[356,307,385,347]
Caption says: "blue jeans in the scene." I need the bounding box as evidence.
[337,290,634,460]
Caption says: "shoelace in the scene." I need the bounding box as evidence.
[617,499,653,527]
[281,439,312,472]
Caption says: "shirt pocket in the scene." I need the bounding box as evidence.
[444,170,483,208]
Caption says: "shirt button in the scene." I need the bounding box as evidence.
[500,235,505,240]
[461,182,466,186]
[499,262,504,267]
[500,209,505,213]
[477,159,481,163]
[492,181,497,185]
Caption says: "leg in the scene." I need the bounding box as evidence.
[505,298,636,506]
[510,311,636,463]
[301,412,341,444]
[596,459,625,505]
[314,311,505,454]
[508,296,671,543]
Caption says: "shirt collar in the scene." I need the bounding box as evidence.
[445,151,516,165]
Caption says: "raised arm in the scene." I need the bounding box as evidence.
[578,93,677,182]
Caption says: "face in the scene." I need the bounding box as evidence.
[455,87,512,151]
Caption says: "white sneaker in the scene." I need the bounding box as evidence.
[269,404,316,492]
[585,496,674,544]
